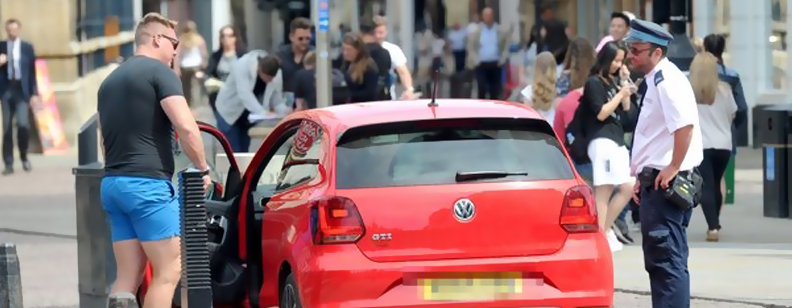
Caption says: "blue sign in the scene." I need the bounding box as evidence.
[318,0,329,33]
[766,147,775,181]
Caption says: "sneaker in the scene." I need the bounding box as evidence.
[706,229,719,242]
[607,229,623,252]
[613,221,634,244]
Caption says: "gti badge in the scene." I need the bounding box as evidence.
[453,198,476,222]
[372,233,392,241]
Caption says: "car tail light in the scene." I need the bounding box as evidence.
[311,196,365,244]
[560,185,598,233]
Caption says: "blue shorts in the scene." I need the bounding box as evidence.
[101,176,180,242]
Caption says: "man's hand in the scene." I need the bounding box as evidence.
[0,54,6,65]
[399,90,415,100]
[30,95,40,109]
[654,165,679,190]
[202,174,212,192]
[632,181,641,205]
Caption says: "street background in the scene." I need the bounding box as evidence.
[2,146,791,308]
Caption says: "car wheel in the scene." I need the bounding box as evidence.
[280,273,303,308]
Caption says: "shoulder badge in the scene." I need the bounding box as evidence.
[654,70,664,86]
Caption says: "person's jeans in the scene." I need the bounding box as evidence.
[475,61,502,99]
[452,50,466,72]
[575,163,593,184]
[223,111,252,153]
[698,149,732,230]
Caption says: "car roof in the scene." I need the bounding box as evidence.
[297,99,545,130]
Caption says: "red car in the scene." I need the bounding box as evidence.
[138,99,613,308]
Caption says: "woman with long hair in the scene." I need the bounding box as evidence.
[579,41,636,252]
[202,25,247,131]
[520,52,558,125]
[177,20,208,106]
[690,51,737,242]
[341,33,380,103]
[556,37,597,98]
[703,33,748,231]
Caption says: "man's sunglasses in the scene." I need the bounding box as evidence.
[295,36,311,42]
[159,34,180,49]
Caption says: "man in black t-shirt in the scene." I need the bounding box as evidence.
[293,52,317,110]
[96,13,210,306]
[360,19,392,100]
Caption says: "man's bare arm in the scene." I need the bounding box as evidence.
[395,65,414,92]
[97,114,105,159]
[160,96,209,171]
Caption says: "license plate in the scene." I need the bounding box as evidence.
[419,272,523,301]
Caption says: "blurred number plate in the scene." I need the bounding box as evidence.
[419,272,523,301]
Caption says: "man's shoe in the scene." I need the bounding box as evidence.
[706,229,720,242]
[1,167,12,176]
[613,220,634,244]
[21,161,32,172]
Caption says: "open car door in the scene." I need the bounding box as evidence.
[137,122,248,306]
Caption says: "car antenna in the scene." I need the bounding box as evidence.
[428,68,440,107]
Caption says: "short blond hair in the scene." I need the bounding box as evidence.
[303,51,316,67]
[373,15,387,27]
[135,13,177,45]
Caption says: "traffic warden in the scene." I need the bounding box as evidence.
[624,19,703,308]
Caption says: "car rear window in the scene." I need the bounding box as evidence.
[335,118,575,189]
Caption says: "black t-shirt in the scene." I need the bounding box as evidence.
[275,44,313,93]
[366,42,392,99]
[97,56,184,180]
[293,68,317,109]
[579,75,626,147]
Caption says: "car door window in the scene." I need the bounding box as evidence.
[275,120,323,192]
[172,129,232,199]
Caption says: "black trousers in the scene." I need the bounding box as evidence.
[698,149,732,230]
[1,82,29,167]
[475,61,502,99]
[638,168,693,307]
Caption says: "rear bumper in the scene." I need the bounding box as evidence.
[297,233,613,308]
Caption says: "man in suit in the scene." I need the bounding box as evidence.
[0,19,37,176]
[527,5,570,66]
[465,7,511,99]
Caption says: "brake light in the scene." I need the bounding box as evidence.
[311,196,366,244]
[560,185,598,233]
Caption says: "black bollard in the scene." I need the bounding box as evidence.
[178,170,212,307]
[0,243,24,308]
[107,292,138,308]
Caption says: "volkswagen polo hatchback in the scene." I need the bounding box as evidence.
[138,99,613,308]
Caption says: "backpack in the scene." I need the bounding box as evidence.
[330,68,350,105]
[564,103,591,165]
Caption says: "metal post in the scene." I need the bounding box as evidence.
[399,0,414,71]
[178,170,212,308]
[315,0,332,108]
[349,0,360,32]
[0,243,23,308]
[78,114,99,165]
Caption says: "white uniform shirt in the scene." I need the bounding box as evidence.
[630,58,703,175]
[382,41,408,100]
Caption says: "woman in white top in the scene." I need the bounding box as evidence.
[690,52,736,242]
[178,20,208,106]
[520,52,558,126]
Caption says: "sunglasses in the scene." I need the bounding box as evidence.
[159,34,180,49]
[295,36,311,42]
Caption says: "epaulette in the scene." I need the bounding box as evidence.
[654,70,664,86]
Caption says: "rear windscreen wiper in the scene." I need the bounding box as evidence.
[455,171,529,182]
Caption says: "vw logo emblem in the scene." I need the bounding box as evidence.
[453,198,476,222]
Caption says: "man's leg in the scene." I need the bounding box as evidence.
[101,177,148,296]
[14,100,30,169]
[127,178,182,308]
[640,185,692,308]
[475,65,488,99]
[489,64,503,100]
[1,98,15,170]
